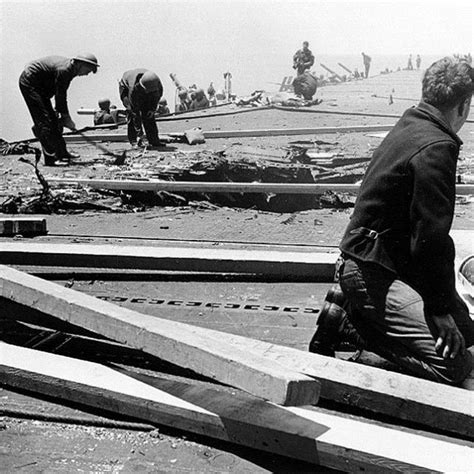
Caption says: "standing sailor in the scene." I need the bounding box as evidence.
[293,41,315,76]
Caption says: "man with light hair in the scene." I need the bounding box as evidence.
[19,53,99,165]
[310,57,474,386]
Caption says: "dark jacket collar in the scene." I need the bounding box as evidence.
[415,101,463,146]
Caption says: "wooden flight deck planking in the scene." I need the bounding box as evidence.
[0,265,320,407]
[1,342,472,473]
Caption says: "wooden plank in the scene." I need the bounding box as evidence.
[286,406,473,473]
[320,63,344,82]
[0,242,338,281]
[175,328,474,438]
[0,342,320,465]
[48,178,361,194]
[63,124,395,142]
[0,217,47,237]
[337,62,353,74]
[46,178,474,196]
[1,343,472,473]
[0,265,319,406]
[3,264,471,437]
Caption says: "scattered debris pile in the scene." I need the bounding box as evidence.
[2,147,364,214]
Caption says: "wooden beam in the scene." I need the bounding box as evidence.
[176,328,474,438]
[337,62,353,74]
[0,265,319,406]
[63,124,395,142]
[0,242,338,281]
[0,342,320,465]
[48,178,361,194]
[319,63,344,82]
[2,265,470,437]
[1,343,472,473]
[46,178,474,196]
[0,218,47,237]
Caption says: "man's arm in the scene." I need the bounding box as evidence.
[55,72,75,130]
[409,140,462,358]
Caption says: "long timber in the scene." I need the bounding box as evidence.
[2,260,471,437]
[1,342,472,473]
[47,178,474,196]
[171,327,474,438]
[0,265,319,406]
[63,124,395,142]
[0,242,338,280]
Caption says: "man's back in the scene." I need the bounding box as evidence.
[21,56,73,96]
[340,101,461,310]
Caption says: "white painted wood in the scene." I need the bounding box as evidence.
[2,343,472,472]
[63,124,395,142]
[288,406,474,473]
[0,265,320,406]
[0,242,338,280]
[46,178,474,195]
[155,325,474,437]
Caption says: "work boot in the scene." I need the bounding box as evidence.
[63,150,80,159]
[308,285,365,357]
[324,284,348,309]
[44,156,57,166]
[309,301,348,357]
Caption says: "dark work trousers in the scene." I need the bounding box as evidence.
[338,257,474,385]
[19,78,68,161]
[119,88,159,146]
[124,109,159,145]
[364,64,370,78]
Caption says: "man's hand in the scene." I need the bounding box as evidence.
[432,314,466,359]
[145,110,155,120]
[60,115,77,132]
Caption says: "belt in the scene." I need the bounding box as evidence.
[349,226,391,240]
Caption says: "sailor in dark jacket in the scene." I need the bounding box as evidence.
[293,41,315,76]
[119,69,163,147]
[19,53,99,165]
[310,57,474,385]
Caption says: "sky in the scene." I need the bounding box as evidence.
[1,0,472,140]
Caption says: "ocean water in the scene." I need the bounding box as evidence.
[0,53,445,142]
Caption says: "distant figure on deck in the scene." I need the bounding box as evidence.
[176,89,191,112]
[361,52,371,78]
[157,97,170,115]
[93,98,121,125]
[407,54,414,70]
[119,69,163,147]
[416,55,422,70]
[19,53,99,166]
[292,71,318,100]
[207,82,217,106]
[190,88,209,110]
[293,41,315,76]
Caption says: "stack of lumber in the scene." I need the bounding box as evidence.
[1,241,473,472]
